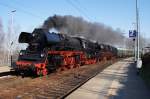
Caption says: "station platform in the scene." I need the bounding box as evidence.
[66,58,150,99]
[0,66,11,73]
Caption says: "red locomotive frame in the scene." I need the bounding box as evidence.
[16,49,114,76]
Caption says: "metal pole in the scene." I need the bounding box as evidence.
[135,0,142,71]
[10,11,13,66]
[134,37,137,61]
[136,0,139,61]
[10,10,16,67]
[124,36,126,49]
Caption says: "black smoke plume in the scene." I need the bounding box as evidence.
[42,15,130,47]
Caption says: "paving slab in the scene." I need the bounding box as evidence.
[0,66,11,73]
[66,58,150,99]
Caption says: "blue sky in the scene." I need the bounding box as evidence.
[0,0,149,38]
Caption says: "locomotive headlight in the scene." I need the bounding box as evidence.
[40,53,44,57]
[32,33,35,37]
[19,52,23,55]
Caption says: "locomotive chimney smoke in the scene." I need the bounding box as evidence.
[42,15,131,47]
[42,15,67,31]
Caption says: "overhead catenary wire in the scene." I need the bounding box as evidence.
[0,0,92,22]
[74,0,93,18]
[65,0,92,21]
[11,0,51,19]
[74,0,90,13]
[73,0,96,21]
[0,1,44,20]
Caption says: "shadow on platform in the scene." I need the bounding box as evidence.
[108,62,150,99]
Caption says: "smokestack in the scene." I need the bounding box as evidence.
[42,15,67,31]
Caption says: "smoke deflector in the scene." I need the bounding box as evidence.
[18,32,32,43]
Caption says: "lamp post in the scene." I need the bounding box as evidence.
[10,10,16,67]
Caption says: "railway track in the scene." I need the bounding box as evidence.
[0,60,115,99]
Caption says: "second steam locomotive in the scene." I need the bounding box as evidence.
[13,28,132,76]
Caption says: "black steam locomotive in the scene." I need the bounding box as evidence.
[14,28,119,76]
